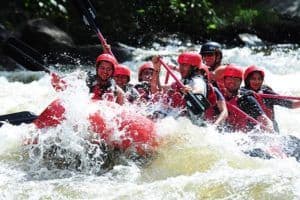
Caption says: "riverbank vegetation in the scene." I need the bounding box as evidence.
[1,1,299,45]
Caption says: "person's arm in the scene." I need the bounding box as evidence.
[214,100,228,125]
[103,43,112,54]
[213,87,228,125]
[257,114,274,132]
[239,95,274,132]
[151,69,161,94]
[292,101,300,108]
[116,86,125,105]
[150,56,162,94]
[151,56,173,93]
[262,86,294,108]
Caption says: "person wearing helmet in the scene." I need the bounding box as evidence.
[222,64,273,132]
[195,64,228,126]
[199,41,228,93]
[86,53,124,104]
[150,52,210,125]
[200,41,223,71]
[176,52,207,95]
[134,61,161,101]
[51,53,125,104]
[243,65,300,132]
[113,64,140,103]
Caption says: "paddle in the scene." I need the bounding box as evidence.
[259,93,300,101]
[2,37,50,73]
[72,0,114,57]
[158,58,210,115]
[225,103,272,132]
[0,36,53,126]
[0,111,38,127]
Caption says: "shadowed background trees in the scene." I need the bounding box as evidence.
[1,0,299,46]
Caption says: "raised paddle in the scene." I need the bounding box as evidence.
[0,36,53,126]
[72,0,114,57]
[158,57,210,115]
[2,37,50,73]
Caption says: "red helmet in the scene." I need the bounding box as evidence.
[177,52,202,67]
[244,65,265,80]
[223,64,243,79]
[96,53,118,69]
[138,62,154,82]
[114,64,131,81]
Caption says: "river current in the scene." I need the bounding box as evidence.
[0,43,300,199]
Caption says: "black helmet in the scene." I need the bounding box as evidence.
[200,41,222,55]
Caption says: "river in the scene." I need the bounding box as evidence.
[0,43,300,199]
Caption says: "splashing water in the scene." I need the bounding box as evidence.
[1,44,300,199]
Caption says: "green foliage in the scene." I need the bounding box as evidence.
[0,0,286,44]
[23,0,68,19]
[233,8,259,26]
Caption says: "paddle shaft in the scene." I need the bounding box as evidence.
[226,103,271,132]
[95,28,114,56]
[259,93,300,101]
[158,58,210,115]
[3,37,50,73]
[73,0,115,57]
[158,58,184,88]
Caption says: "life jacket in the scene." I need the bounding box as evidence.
[203,83,218,122]
[88,75,117,101]
[134,81,152,102]
[168,75,209,109]
[162,82,186,109]
[225,96,250,132]
[241,86,274,121]
[252,92,274,120]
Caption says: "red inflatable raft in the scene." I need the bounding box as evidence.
[33,99,158,156]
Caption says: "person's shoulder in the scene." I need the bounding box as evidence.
[261,85,276,94]
[239,87,253,95]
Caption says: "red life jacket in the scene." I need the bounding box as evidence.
[253,92,274,120]
[91,84,116,101]
[166,82,186,108]
[226,96,250,132]
[204,83,218,122]
[151,89,186,109]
